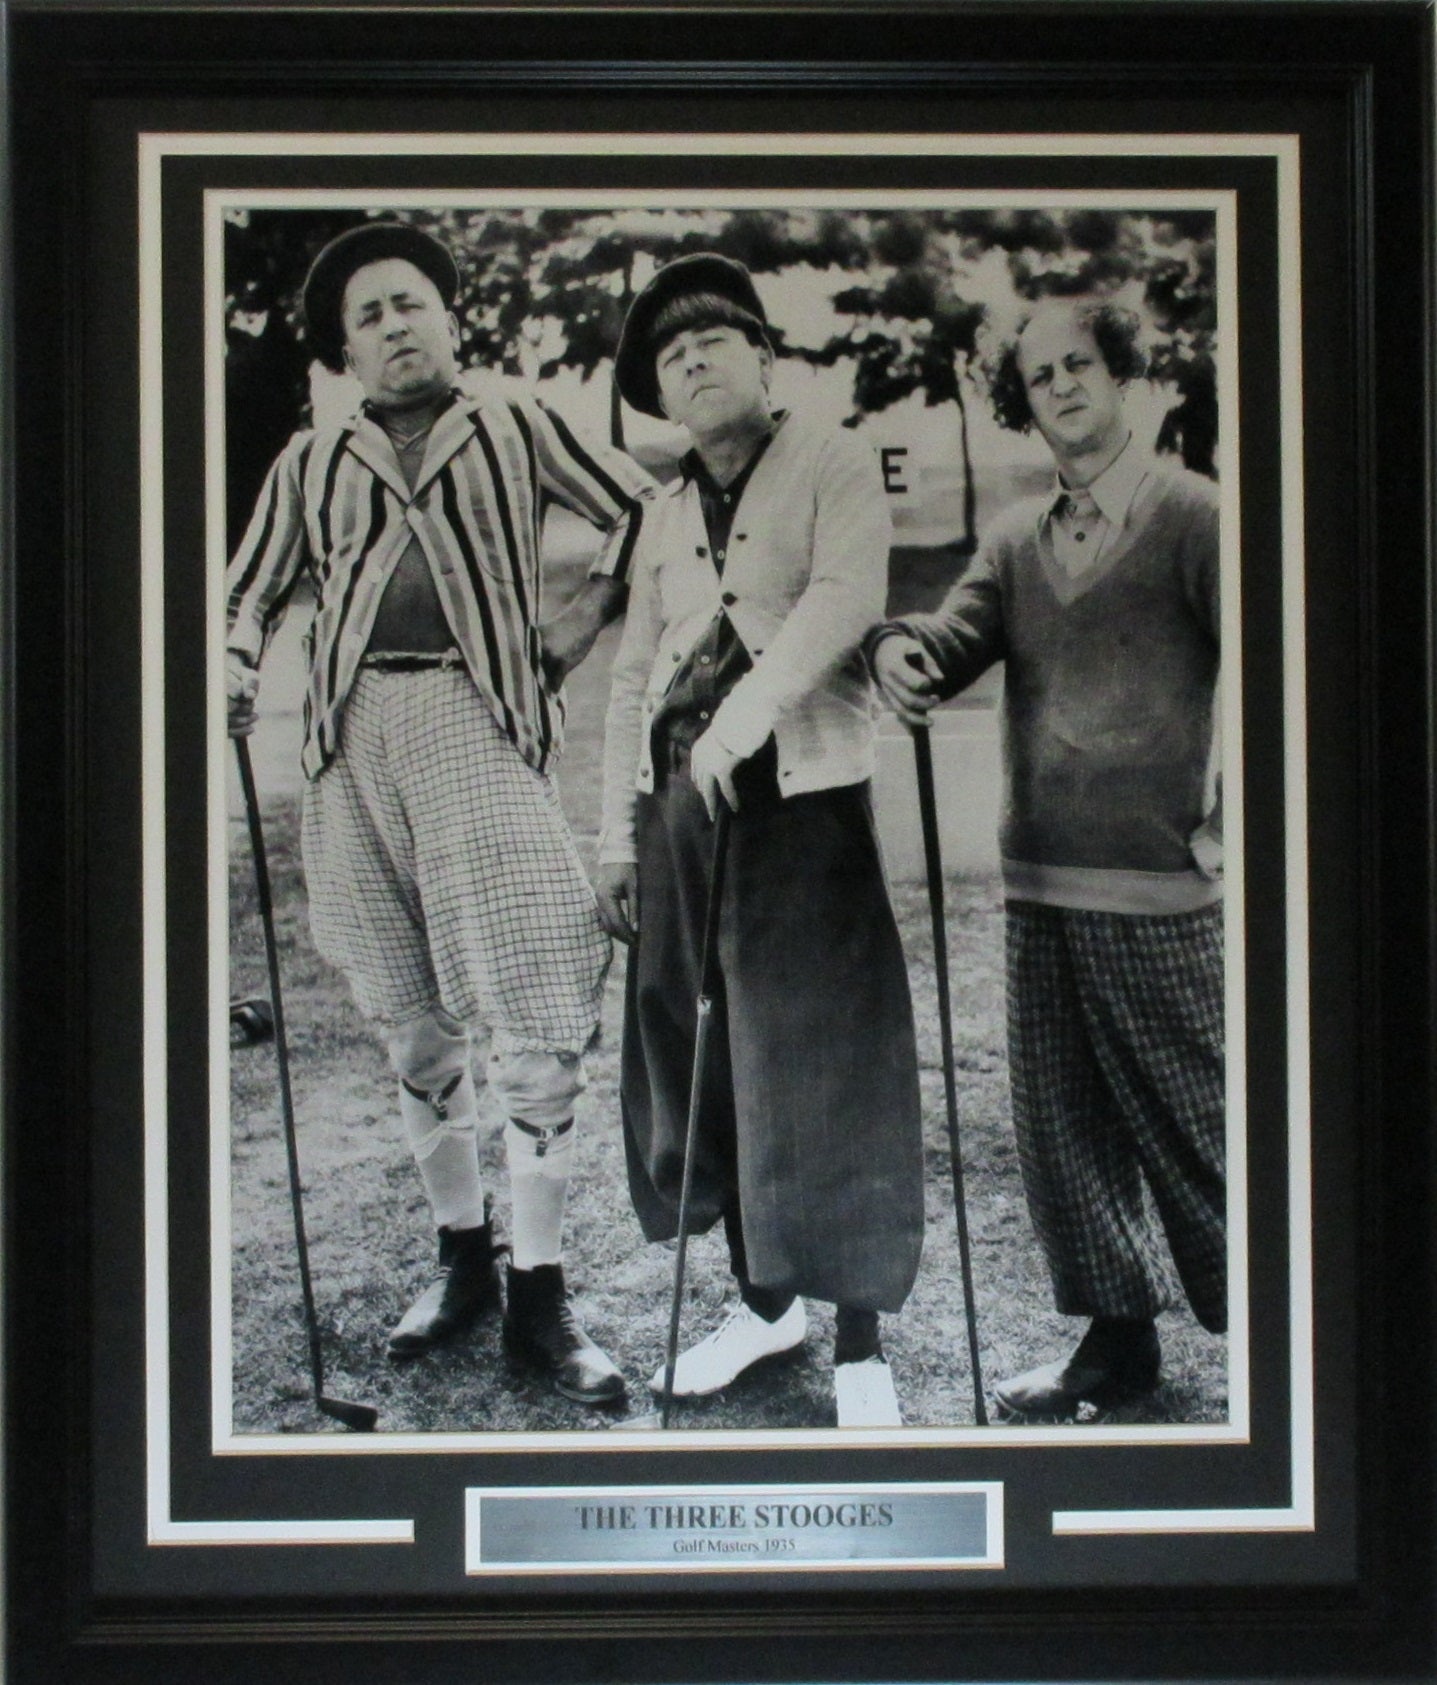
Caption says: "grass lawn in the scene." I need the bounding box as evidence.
[226,538,1227,1437]
[227,766,1228,1437]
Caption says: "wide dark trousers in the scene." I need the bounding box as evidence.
[1005,900,1228,1333]
[621,750,924,1313]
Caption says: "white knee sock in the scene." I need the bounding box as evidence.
[399,1072,486,1233]
[504,1116,574,1269]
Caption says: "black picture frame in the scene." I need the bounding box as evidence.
[4,4,1434,1681]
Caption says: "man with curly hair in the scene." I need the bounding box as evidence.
[870,297,1226,1419]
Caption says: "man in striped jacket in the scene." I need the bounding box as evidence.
[226,222,654,1406]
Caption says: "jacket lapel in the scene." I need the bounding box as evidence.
[410,396,480,499]
[342,413,412,505]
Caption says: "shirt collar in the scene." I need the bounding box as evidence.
[357,385,463,429]
[677,409,785,492]
[1046,433,1153,528]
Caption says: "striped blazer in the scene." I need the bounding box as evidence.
[226,376,654,779]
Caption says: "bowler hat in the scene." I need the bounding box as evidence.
[302,221,460,372]
[614,253,769,418]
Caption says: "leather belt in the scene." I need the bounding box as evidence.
[360,648,463,672]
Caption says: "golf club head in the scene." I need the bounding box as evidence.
[320,1396,380,1432]
[608,1409,664,1431]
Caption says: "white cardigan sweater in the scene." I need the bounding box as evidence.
[598,409,891,865]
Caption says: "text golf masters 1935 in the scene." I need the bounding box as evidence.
[464,1483,1003,1574]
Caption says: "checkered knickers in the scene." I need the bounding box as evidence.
[301,667,611,1052]
[1005,901,1227,1332]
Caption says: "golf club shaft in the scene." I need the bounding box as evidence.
[658,801,732,1429]
[235,736,328,1408]
[659,997,712,1429]
[913,726,988,1426]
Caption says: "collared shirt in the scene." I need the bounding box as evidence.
[367,395,455,652]
[226,375,654,779]
[880,448,1222,913]
[1040,433,1151,580]
[649,432,776,756]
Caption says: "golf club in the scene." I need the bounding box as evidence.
[912,721,989,1427]
[612,800,733,1432]
[235,736,379,1433]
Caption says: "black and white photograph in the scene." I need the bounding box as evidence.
[215,184,1242,1449]
[108,115,1321,1598]
[11,0,1437,1671]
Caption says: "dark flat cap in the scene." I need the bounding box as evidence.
[614,253,769,418]
[301,221,459,372]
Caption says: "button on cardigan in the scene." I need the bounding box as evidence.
[599,409,892,866]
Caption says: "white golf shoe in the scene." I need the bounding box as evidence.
[834,1356,902,1428]
[649,1299,807,1397]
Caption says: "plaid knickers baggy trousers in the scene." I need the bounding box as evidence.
[300,666,610,1055]
[1005,900,1227,1333]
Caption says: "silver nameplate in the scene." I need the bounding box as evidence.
[465,1482,1002,1574]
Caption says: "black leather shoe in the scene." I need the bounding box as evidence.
[995,1318,1161,1419]
[502,1263,626,1404]
[386,1221,508,1360]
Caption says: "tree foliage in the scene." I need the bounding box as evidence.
[224,203,1218,550]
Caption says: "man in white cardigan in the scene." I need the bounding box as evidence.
[596,255,925,1429]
